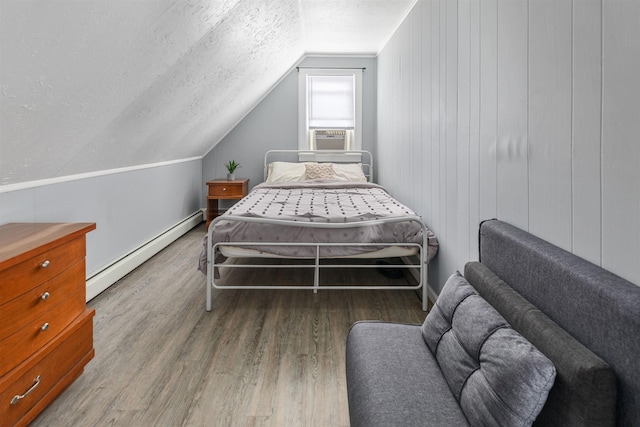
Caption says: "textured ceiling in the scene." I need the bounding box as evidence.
[0,0,415,186]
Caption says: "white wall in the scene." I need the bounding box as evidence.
[377,0,640,293]
[203,56,377,201]
[0,159,203,277]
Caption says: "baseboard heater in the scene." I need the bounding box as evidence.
[86,211,203,301]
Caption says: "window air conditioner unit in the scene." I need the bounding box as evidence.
[314,129,346,150]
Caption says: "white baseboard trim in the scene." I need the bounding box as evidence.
[417,281,438,307]
[426,283,438,305]
[401,255,438,306]
[86,211,203,301]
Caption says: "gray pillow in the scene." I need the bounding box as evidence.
[422,272,556,426]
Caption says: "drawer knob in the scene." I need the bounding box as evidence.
[10,375,41,405]
[41,292,50,301]
[223,187,227,191]
[40,323,49,331]
[41,260,50,268]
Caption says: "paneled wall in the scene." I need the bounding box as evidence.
[377,0,640,293]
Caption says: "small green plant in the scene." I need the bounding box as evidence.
[224,160,240,174]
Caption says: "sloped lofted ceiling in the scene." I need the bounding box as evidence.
[0,0,414,186]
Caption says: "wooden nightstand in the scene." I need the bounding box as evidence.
[206,179,249,229]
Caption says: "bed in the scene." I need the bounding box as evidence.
[199,150,438,312]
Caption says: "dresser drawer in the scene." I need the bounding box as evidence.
[0,310,94,427]
[208,182,246,198]
[0,236,85,306]
[0,289,85,378]
[0,261,85,341]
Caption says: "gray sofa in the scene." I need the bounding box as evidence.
[346,219,640,426]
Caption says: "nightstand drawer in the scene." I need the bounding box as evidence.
[208,182,245,198]
[0,261,85,341]
[0,236,85,306]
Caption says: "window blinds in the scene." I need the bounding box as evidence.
[307,75,355,129]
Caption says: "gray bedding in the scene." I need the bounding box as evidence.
[200,181,437,270]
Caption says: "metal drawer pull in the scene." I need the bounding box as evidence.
[40,323,49,331]
[41,292,50,301]
[41,260,50,268]
[11,375,41,405]
[222,187,227,191]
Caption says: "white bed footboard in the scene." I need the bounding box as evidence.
[205,215,431,312]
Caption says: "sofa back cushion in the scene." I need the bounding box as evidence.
[422,272,556,426]
[479,219,640,425]
[464,261,616,426]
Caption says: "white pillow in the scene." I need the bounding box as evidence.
[266,161,367,183]
[266,162,306,182]
[332,163,367,182]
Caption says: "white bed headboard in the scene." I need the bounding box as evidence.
[263,150,374,182]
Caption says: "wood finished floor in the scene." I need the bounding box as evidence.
[31,223,428,427]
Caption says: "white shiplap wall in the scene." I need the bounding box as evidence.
[376,0,640,293]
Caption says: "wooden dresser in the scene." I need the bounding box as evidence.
[0,223,96,426]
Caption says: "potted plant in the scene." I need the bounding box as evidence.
[225,160,240,180]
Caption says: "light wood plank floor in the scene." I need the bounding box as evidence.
[31,223,428,427]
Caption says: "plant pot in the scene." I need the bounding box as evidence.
[227,173,235,181]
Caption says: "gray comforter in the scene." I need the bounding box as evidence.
[199,181,438,272]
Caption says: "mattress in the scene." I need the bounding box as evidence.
[205,180,438,261]
[217,245,418,259]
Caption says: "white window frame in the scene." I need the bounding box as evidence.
[298,68,363,151]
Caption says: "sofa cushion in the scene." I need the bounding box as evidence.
[422,272,556,426]
[346,321,469,427]
[464,261,617,427]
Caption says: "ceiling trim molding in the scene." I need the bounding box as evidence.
[0,157,202,194]
[302,52,377,58]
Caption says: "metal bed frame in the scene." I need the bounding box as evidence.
[204,150,431,312]
[263,149,374,182]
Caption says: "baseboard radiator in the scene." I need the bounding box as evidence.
[86,211,203,301]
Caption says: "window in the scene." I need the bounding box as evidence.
[298,68,363,151]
